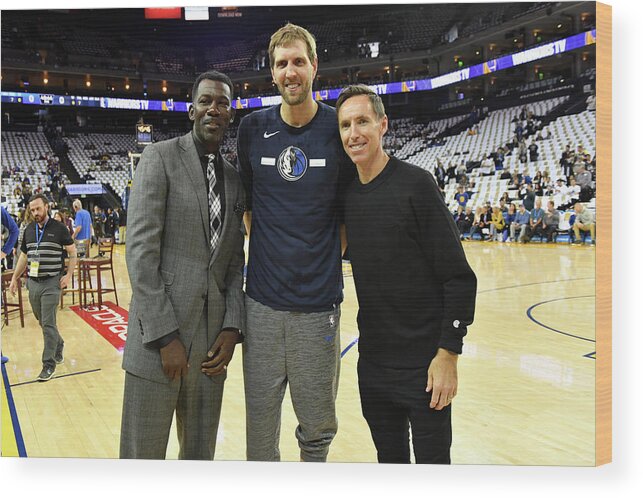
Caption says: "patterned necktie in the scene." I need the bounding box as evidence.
[207,154,222,256]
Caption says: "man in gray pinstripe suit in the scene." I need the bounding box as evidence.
[119,70,246,460]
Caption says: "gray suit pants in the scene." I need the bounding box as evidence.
[120,312,226,460]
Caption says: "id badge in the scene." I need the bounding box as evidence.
[30,254,41,278]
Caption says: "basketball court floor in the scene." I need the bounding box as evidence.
[1,239,596,465]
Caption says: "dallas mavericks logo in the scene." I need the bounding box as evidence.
[277,146,308,182]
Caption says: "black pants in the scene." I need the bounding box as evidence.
[357,356,452,464]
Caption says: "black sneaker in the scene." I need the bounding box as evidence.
[55,346,64,365]
[37,365,55,382]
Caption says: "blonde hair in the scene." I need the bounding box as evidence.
[269,23,317,68]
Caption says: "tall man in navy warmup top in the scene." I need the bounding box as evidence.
[337,85,477,464]
[237,23,354,462]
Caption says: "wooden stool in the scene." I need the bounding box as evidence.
[1,270,25,327]
[60,257,81,308]
[79,257,118,309]
[97,238,118,307]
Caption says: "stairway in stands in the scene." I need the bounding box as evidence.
[44,132,83,185]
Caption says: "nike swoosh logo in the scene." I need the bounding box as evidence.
[263,131,280,139]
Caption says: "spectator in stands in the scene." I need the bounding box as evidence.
[454,185,469,209]
[537,200,560,243]
[489,206,506,242]
[521,182,535,211]
[575,164,593,201]
[528,141,539,162]
[560,176,581,210]
[517,139,528,164]
[72,199,92,257]
[505,203,517,241]
[456,206,475,240]
[494,147,505,170]
[560,145,573,178]
[499,167,511,180]
[456,161,469,185]
[471,205,492,241]
[571,202,595,244]
[554,178,566,197]
[508,174,520,193]
[572,154,586,175]
[532,170,543,195]
[434,160,446,189]
[522,197,544,243]
[541,171,553,196]
[22,187,32,209]
[510,203,530,243]
[514,121,524,141]
[498,197,508,213]
[446,162,457,182]
[479,155,494,176]
[525,118,536,137]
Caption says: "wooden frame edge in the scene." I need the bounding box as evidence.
[595,0,612,466]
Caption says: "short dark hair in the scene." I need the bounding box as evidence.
[191,70,234,103]
[335,84,386,120]
[28,193,49,206]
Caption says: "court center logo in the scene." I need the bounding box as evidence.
[277,146,308,182]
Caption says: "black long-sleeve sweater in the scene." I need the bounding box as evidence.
[345,156,477,369]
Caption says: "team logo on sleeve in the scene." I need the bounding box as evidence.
[277,146,308,182]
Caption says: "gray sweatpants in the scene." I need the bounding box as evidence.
[27,276,63,368]
[243,295,341,462]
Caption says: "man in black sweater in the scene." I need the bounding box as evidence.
[336,85,477,464]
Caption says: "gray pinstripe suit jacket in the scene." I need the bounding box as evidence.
[122,132,246,384]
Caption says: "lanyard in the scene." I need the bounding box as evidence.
[35,219,48,251]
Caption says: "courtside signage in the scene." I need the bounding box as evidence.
[70,302,128,352]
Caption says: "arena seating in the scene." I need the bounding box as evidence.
[1,3,554,80]
[65,133,134,199]
[390,96,596,214]
[385,115,468,159]
[1,131,69,217]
